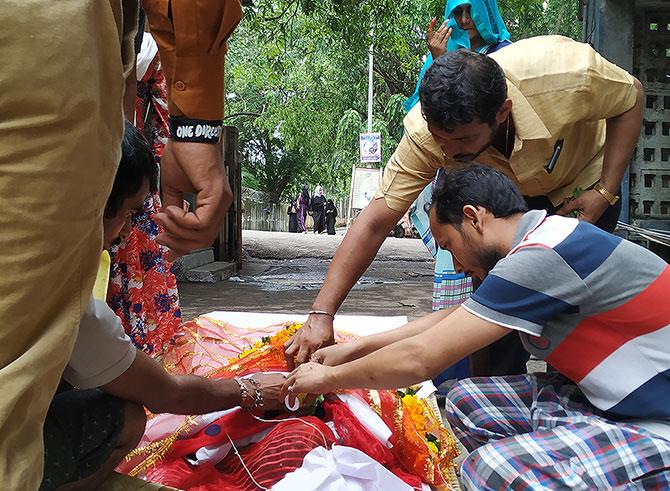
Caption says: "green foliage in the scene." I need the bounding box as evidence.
[498,0,583,40]
[227,0,582,202]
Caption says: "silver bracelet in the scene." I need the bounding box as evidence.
[247,376,264,408]
[234,377,255,410]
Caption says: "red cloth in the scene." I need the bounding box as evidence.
[145,416,336,491]
[324,400,423,489]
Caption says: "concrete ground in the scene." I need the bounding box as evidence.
[178,230,435,321]
[179,230,545,374]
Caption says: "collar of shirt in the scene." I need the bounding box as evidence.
[404,79,552,162]
[509,209,548,254]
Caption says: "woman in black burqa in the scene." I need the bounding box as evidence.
[325,199,337,235]
[310,185,327,234]
[287,198,299,233]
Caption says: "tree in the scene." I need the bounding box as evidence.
[240,126,308,204]
[226,0,583,202]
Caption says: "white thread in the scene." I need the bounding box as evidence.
[225,432,270,491]
[284,394,300,412]
[225,414,331,489]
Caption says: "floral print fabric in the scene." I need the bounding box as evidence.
[107,50,180,356]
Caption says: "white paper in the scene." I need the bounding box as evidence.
[272,445,413,491]
[415,380,438,400]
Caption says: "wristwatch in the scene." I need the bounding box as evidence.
[593,182,619,206]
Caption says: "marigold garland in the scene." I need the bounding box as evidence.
[123,317,460,488]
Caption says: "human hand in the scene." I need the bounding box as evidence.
[556,189,610,224]
[426,17,452,59]
[155,140,233,259]
[247,372,287,411]
[281,362,336,407]
[284,314,335,370]
[309,342,358,367]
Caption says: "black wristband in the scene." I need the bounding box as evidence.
[168,116,222,143]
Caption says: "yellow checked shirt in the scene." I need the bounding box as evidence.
[377,36,639,211]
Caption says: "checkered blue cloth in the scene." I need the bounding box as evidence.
[446,373,670,490]
[410,178,473,311]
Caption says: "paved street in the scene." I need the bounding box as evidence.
[178,230,434,321]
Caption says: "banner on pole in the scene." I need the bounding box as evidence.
[351,167,381,210]
[359,133,381,163]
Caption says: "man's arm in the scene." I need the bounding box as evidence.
[285,108,442,367]
[142,1,243,256]
[312,308,456,367]
[560,78,643,222]
[284,197,404,365]
[558,50,644,223]
[599,78,644,197]
[283,307,509,395]
[102,351,284,414]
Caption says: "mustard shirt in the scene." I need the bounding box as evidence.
[377,36,639,211]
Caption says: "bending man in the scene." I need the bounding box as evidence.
[283,165,670,489]
[41,123,284,491]
[285,36,644,374]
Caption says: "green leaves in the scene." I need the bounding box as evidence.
[227,0,582,202]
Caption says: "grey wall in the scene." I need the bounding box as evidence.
[583,0,670,229]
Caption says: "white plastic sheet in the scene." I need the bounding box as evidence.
[272,445,413,491]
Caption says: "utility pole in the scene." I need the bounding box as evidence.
[347,30,376,229]
[367,34,374,134]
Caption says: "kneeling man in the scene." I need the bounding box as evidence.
[284,165,670,489]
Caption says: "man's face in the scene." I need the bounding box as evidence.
[102,179,150,250]
[429,206,503,280]
[427,119,497,163]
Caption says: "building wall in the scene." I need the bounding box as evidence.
[630,7,670,230]
[583,0,670,231]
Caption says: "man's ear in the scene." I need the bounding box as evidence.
[496,99,513,125]
[462,205,481,232]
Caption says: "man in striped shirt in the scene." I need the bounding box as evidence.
[284,164,670,489]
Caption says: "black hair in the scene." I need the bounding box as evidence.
[419,49,507,132]
[104,121,158,218]
[301,184,310,200]
[427,164,528,226]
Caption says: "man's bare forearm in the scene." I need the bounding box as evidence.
[312,198,403,313]
[327,309,510,391]
[103,351,241,415]
[601,78,644,193]
[150,375,241,415]
[346,308,456,360]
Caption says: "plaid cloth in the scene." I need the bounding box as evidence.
[446,373,670,490]
[410,176,472,311]
[432,269,472,311]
